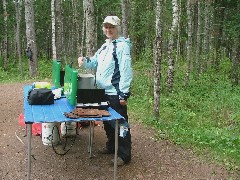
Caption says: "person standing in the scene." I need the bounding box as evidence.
[78,15,133,166]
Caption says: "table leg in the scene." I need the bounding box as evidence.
[88,122,90,153]
[88,121,94,158]
[27,124,32,180]
[114,120,118,180]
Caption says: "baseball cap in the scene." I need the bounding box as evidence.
[103,16,121,26]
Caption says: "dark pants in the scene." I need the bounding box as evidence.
[103,95,131,163]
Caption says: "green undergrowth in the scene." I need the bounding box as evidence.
[129,60,240,175]
[0,58,52,83]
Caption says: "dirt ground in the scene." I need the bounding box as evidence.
[0,82,238,180]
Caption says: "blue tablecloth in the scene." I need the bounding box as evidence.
[23,86,123,123]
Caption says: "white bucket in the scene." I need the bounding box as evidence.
[42,123,60,145]
[61,122,76,137]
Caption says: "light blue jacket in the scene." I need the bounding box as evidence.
[83,37,133,100]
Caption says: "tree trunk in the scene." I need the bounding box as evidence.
[202,0,211,72]
[176,0,181,64]
[231,3,240,86]
[194,1,202,76]
[231,38,239,85]
[24,0,37,77]
[72,0,81,57]
[153,0,163,118]
[51,0,57,60]
[56,0,63,61]
[122,0,128,38]
[83,0,96,74]
[84,0,96,57]
[14,0,23,76]
[2,0,8,70]
[79,0,86,57]
[213,0,225,69]
[184,0,193,87]
[167,0,179,92]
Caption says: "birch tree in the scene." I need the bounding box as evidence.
[230,3,240,86]
[79,0,86,57]
[24,0,37,77]
[167,0,179,92]
[153,0,163,118]
[194,1,202,76]
[213,0,225,69]
[51,0,57,60]
[202,0,211,72]
[84,0,96,57]
[122,0,128,38]
[184,0,193,87]
[72,0,81,57]
[56,0,63,61]
[231,38,240,85]
[14,0,23,76]
[2,0,8,70]
[176,0,181,64]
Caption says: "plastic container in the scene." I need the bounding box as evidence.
[33,82,51,89]
[52,60,61,88]
[42,123,60,145]
[61,122,76,137]
[64,65,78,105]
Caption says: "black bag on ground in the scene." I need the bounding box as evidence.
[28,88,54,105]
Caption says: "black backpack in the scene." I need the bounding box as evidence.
[27,88,54,105]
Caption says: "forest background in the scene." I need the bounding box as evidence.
[0,0,239,176]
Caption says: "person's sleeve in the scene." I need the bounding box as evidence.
[118,44,133,100]
[83,48,101,69]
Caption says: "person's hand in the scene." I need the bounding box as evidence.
[78,57,85,67]
[120,99,127,106]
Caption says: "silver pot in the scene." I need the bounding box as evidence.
[78,73,95,89]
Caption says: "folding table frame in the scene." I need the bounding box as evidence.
[24,86,122,180]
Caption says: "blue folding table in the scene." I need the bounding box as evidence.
[24,86,123,180]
